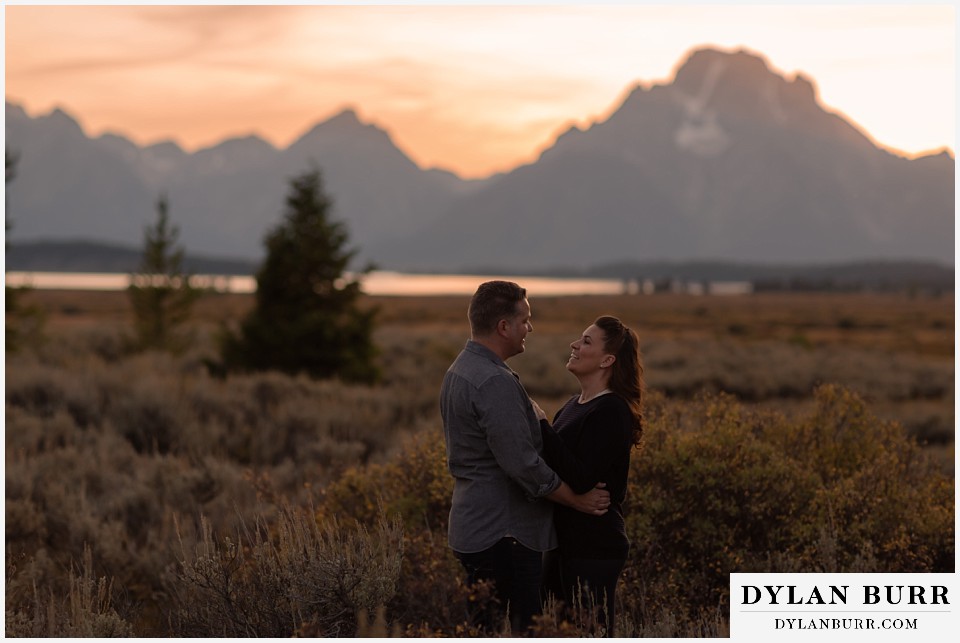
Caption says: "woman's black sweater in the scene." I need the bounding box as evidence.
[541,393,634,560]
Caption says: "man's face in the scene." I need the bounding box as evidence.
[503,298,533,357]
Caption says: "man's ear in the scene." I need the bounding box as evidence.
[496,318,510,337]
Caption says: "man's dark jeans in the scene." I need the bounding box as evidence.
[455,537,542,634]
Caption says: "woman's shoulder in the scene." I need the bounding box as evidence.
[590,394,636,429]
[594,392,632,414]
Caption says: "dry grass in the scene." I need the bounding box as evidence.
[12,287,955,464]
[5,287,954,636]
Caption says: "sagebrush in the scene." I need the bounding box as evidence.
[5,291,954,636]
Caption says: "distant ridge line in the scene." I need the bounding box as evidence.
[5,239,258,276]
[5,239,952,292]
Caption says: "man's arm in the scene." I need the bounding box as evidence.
[476,376,564,498]
[532,398,611,515]
[547,480,610,516]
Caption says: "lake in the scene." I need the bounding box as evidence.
[4,270,631,296]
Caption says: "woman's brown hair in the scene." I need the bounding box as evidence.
[595,315,644,447]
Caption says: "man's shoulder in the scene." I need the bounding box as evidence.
[448,348,509,387]
[447,342,515,388]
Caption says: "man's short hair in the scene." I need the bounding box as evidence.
[468,280,526,336]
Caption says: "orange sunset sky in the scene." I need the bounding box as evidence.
[3,3,956,179]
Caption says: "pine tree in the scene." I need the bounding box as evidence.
[6,149,46,352]
[6,149,21,350]
[220,167,379,383]
[128,194,198,352]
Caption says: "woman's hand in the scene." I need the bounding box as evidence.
[530,398,547,421]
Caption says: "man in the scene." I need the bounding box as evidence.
[439,280,610,634]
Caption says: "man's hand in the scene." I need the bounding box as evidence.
[548,481,610,515]
[574,483,610,516]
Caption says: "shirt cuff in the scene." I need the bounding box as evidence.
[534,472,562,499]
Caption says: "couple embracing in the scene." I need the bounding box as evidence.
[440,280,644,636]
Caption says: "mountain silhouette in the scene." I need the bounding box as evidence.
[5,102,476,263]
[373,47,953,270]
[4,47,953,271]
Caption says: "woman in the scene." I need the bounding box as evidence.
[539,315,644,636]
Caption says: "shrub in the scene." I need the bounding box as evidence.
[5,545,134,637]
[168,505,403,637]
[320,429,512,635]
[5,291,952,637]
[319,385,952,634]
[319,427,452,531]
[624,385,954,623]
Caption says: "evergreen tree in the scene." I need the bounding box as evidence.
[5,149,45,353]
[5,148,17,186]
[128,194,198,352]
[221,167,379,383]
[3,149,25,353]
[6,149,21,350]
[5,149,18,256]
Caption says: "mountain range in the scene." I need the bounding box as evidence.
[4,47,954,272]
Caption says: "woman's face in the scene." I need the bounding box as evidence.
[566,324,614,375]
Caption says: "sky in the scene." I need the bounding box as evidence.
[2,3,956,179]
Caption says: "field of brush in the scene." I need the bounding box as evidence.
[5,288,955,636]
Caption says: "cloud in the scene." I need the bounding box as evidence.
[4,4,954,177]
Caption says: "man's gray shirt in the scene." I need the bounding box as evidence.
[440,340,561,554]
